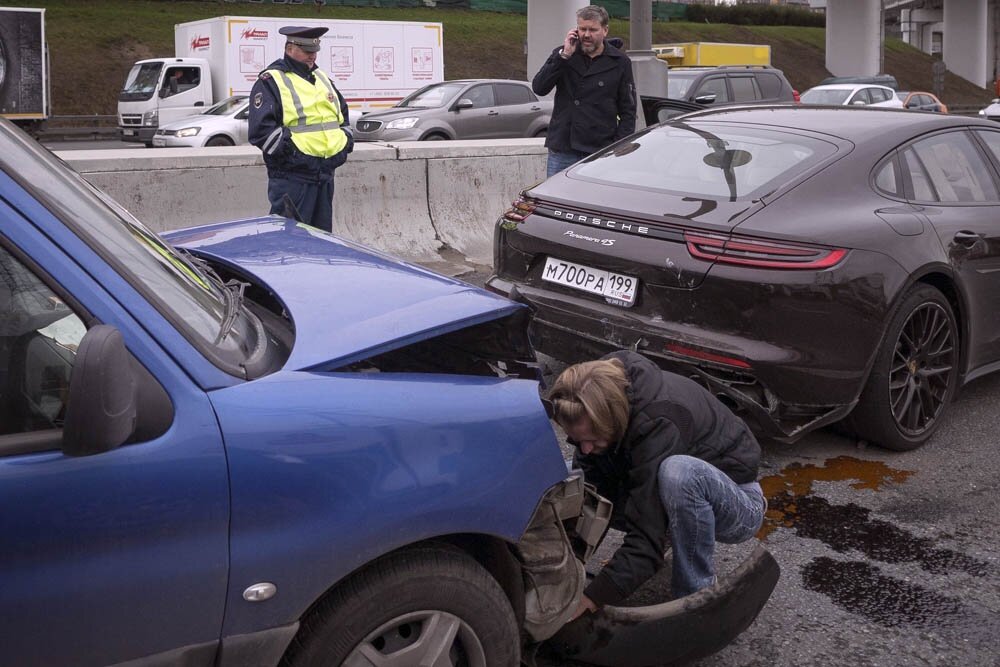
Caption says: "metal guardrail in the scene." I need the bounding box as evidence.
[35,115,120,140]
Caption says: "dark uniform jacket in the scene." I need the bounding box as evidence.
[575,351,761,607]
[531,40,636,155]
[248,55,353,182]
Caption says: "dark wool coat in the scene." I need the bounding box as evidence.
[575,351,761,607]
[531,40,636,155]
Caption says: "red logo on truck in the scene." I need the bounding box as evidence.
[241,27,269,40]
[190,35,210,51]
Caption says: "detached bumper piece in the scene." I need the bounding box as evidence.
[545,544,780,667]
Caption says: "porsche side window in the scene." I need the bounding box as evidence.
[0,244,86,437]
[873,155,901,196]
[910,132,999,203]
[973,130,1000,169]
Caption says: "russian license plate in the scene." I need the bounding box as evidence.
[122,129,136,136]
[542,257,637,306]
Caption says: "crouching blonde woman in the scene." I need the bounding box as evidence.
[548,351,766,619]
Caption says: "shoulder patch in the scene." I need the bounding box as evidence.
[259,71,271,80]
[253,92,263,109]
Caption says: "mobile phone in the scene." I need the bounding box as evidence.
[569,30,579,44]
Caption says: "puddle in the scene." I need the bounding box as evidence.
[758,455,992,633]
[802,557,963,628]
[758,455,987,575]
[758,455,914,539]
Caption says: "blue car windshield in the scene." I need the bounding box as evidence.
[0,118,258,376]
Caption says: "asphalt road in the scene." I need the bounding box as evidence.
[531,354,1000,667]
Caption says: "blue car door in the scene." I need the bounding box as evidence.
[0,208,231,666]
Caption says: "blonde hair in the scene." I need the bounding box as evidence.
[548,358,630,443]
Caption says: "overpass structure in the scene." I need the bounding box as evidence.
[527,0,998,93]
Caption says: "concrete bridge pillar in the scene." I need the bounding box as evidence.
[825,0,882,76]
[527,0,588,91]
[943,0,990,88]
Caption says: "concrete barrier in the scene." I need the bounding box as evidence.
[400,140,548,266]
[59,139,547,269]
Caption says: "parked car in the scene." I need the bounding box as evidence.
[152,95,249,147]
[353,79,551,141]
[800,83,904,108]
[489,105,1000,451]
[0,116,778,666]
[664,65,798,108]
[820,74,899,90]
[978,98,1000,121]
[897,91,948,113]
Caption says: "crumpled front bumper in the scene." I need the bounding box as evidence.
[545,544,780,666]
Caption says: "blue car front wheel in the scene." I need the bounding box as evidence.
[281,545,520,667]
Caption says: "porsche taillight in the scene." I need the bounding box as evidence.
[502,196,537,223]
[684,232,847,270]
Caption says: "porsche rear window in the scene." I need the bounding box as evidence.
[572,122,837,200]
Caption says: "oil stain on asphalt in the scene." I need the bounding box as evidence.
[758,456,991,634]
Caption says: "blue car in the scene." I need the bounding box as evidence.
[0,117,776,667]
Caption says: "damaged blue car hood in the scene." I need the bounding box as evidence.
[165,217,521,371]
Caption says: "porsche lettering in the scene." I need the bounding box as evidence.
[552,209,649,235]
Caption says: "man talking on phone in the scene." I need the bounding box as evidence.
[532,4,636,177]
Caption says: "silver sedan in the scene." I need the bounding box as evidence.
[152,96,249,147]
[353,79,551,142]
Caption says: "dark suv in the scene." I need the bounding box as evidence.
[667,66,796,106]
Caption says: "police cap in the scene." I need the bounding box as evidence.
[279,26,328,52]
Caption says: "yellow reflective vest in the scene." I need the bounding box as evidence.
[267,67,349,158]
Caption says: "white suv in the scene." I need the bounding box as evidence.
[800,83,904,108]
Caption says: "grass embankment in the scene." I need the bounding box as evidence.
[28,0,994,116]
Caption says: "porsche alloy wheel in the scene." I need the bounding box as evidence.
[851,285,958,451]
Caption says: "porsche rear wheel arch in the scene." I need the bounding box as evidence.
[281,544,520,667]
[849,283,959,451]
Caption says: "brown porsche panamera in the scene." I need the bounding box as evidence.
[488,105,1000,450]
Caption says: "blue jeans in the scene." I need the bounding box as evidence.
[658,455,766,597]
[546,149,591,178]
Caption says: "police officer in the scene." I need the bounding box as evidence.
[249,26,353,233]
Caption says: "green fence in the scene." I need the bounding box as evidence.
[212,0,686,20]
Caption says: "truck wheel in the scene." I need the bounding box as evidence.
[282,546,519,667]
[205,136,234,147]
[848,284,958,451]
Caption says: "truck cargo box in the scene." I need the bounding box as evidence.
[174,15,444,115]
[0,7,48,121]
[653,42,771,68]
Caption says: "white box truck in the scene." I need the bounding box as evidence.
[118,15,444,146]
[0,7,50,132]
